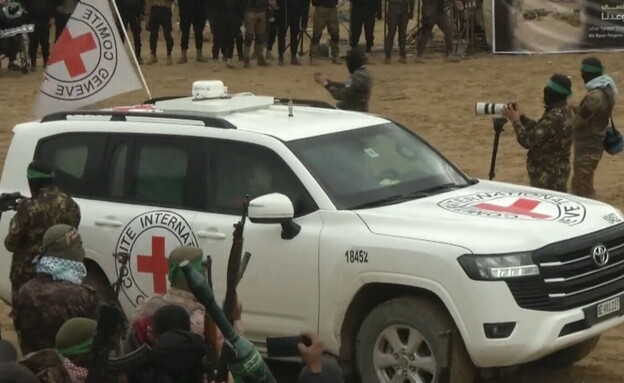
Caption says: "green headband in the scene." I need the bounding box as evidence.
[27,168,54,180]
[168,257,204,283]
[547,79,572,96]
[581,63,603,74]
[58,336,94,357]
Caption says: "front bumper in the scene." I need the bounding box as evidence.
[457,280,624,368]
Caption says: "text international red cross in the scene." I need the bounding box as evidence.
[137,236,169,294]
[48,29,97,78]
[475,198,551,219]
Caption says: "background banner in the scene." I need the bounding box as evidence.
[492,0,624,53]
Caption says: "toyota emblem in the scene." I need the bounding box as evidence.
[591,244,609,267]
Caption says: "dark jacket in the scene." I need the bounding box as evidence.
[312,0,337,8]
[23,0,54,18]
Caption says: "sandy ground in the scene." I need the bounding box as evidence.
[1,25,624,382]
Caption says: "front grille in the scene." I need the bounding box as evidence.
[506,223,624,311]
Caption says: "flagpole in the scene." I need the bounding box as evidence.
[110,0,153,99]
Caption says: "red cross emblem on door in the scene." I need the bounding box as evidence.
[137,236,169,294]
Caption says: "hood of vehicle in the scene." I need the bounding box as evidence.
[355,180,624,254]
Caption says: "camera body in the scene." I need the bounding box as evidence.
[266,335,312,358]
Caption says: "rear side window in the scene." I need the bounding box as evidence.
[105,135,203,210]
[36,133,107,197]
[134,143,189,206]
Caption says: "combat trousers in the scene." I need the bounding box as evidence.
[385,2,409,58]
[571,151,603,199]
[267,12,278,51]
[28,17,51,66]
[311,6,340,59]
[417,11,454,56]
[350,4,376,51]
[244,11,268,57]
[219,9,242,59]
[149,6,174,55]
[179,4,206,50]
[54,12,70,42]
[118,6,142,60]
[268,0,302,56]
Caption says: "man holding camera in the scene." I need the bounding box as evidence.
[502,74,576,193]
[571,57,618,199]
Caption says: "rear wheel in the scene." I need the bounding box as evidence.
[356,297,475,383]
[534,336,600,369]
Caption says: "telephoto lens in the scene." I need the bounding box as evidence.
[475,102,505,116]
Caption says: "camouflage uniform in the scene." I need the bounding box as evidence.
[310,0,340,62]
[20,349,74,383]
[571,86,616,199]
[133,287,245,353]
[512,101,576,192]
[325,67,372,112]
[12,275,99,355]
[5,185,81,304]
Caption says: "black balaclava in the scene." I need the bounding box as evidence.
[580,57,603,84]
[346,49,365,74]
[26,161,55,197]
[543,73,572,108]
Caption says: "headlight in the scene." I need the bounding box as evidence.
[457,252,539,281]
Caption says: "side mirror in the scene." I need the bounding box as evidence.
[248,193,301,240]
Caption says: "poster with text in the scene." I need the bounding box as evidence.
[493,0,624,53]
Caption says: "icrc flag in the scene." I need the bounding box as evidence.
[34,0,142,118]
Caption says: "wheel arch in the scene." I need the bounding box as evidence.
[338,281,468,380]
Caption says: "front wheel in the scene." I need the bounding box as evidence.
[356,297,475,383]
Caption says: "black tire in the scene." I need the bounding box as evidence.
[356,297,475,383]
[534,336,600,369]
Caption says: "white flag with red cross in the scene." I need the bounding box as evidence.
[34,0,143,118]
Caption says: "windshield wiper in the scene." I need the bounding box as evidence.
[409,183,467,198]
[352,194,412,209]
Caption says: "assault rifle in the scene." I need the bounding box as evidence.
[180,262,275,383]
[0,192,25,213]
[204,254,219,381]
[112,252,131,334]
[85,304,152,383]
[215,197,254,383]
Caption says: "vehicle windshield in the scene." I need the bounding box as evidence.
[287,123,472,210]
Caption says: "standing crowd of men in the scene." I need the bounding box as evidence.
[0,0,466,73]
[0,162,343,383]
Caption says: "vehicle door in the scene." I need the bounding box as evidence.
[191,138,322,345]
[38,132,204,316]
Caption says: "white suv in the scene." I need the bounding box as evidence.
[1,81,624,383]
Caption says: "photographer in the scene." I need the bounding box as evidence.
[502,74,576,193]
[297,334,343,383]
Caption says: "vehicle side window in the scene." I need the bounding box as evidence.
[109,143,129,198]
[35,133,107,197]
[209,142,316,216]
[133,142,189,206]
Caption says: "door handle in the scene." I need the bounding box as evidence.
[197,230,226,240]
[94,218,123,228]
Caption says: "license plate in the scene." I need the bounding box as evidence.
[597,297,620,318]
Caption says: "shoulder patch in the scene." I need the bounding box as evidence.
[345,78,353,88]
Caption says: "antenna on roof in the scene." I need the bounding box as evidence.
[288,99,293,117]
